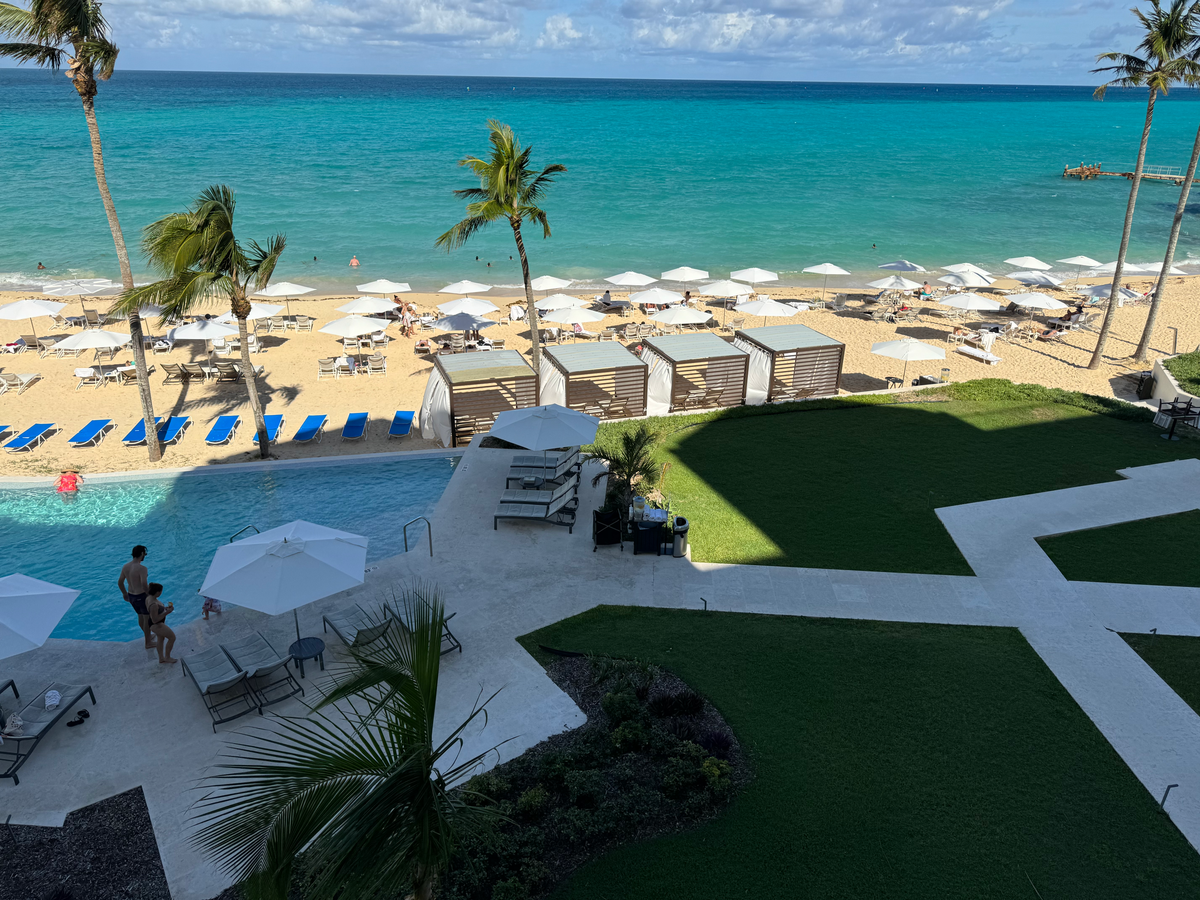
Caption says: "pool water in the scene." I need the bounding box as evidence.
[0,456,458,642]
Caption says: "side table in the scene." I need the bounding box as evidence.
[289,637,326,679]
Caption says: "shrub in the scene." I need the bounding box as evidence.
[697,728,733,759]
[661,743,708,798]
[465,771,511,805]
[516,785,549,819]
[565,769,606,808]
[611,719,648,752]
[660,716,699,744]
[491,877,527,900]
[550,805,623,844]
[702,756,733,795]
[601,689,643,726]
[648,689,704,718]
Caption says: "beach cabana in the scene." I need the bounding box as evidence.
[540,343,648,420]
[639,333,749,414]
[733,323,844,404]
[419,350,539,447]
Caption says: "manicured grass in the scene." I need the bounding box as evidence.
[1121,632,1200,717]
[521,607,1200,900]
[1038,510,1200,588]
[612,382,1197,574]
[1163,351,1200,396]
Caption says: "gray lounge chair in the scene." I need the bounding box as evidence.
[0,681,95,784]
[512,446,579,470]
[322,604,391,648]
[381,600,462,656]
[220,631,304,709]
[181,647,257,732]
[494,489,579,533]
[507,450,581,488]
[497,477,579,507]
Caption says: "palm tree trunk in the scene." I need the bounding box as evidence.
[235,314,271,458]
[1134,120,1200,363]
[80,93,162,462]
[510,220,542,374]
[1089,88,1157,369]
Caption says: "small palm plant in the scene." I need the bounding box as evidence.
[191,586,506,900]
[436,120,567,371]
[112,185,284,458]
[586,423,661,518]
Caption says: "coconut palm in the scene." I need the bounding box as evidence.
[191,588,505,900]
[0,0,160,459]
[1088,0,1200,370]
[436,120,567,372]
[586,423,660,520]
[111,186,283,458]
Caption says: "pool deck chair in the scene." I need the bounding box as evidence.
[4,423,54,453]
[388,410,415,439]
[181,647,257,732]
[0,682,96,785]
[122,417,164,447]
[158,416,191,445]
[322,603,391,649]
[382,600,462,656]
[68,419,114,448]
[204,415,240,446]
[264,414,285,444]
[294,414,327,443]
[220,631,303,709]
[341,412,369,441]
[494,487,579,533]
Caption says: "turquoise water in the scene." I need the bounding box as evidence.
[3,72,1200,291]
[0,456,457,642]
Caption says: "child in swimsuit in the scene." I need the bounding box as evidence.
[201,595,222,619]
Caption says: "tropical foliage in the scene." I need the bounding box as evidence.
[586,423,661,517]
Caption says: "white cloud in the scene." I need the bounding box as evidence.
[536,14,595,48]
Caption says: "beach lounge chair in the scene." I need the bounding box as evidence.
[68,419,113,448]
[268,316,288,334]
[214,360,243,382]
[4,423,53,453]
[0,372,42,395]
[0,426,13,443]
[506,454,580,489]
[494,488,579,533]
[36,337,58,358]
[389,410,415,439]
[317,358,339,380]
[295,315,314,332]
[498,477,580,508]
[74,367,103,390]
[341,412,369,441]
[322,603,392,648]
[381,599,462,656]
[956,346,1003,366]
[264,414,285,443]
[82,309,105,329]
[512,446,580,470]
[204,415,241,445]
[181,647,257,732]
[182,362,213,382]
[220,631,303,709]
[293,414,327,443]
[158,416,190,445]
[490,339,506,350]
[118,366,153,386]
[0,682,96,784]
[366,354,387,376]
[121,417,164,446]
[161,363,187,384]
[150,337,174,355]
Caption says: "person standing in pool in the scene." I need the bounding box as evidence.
[117,545,155,649]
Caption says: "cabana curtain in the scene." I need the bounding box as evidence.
[418,369,452,445]
[538,356,568,407]
[639,346,674,416]
[734,336,771,405]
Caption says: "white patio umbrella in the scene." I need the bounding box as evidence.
[431,313,498,334]
[356,279,410,294]
[698,280,752,297]
[0,574,79,659]
[938,293,1003,312]
[942,263,992,277]
[605,271,657,288]
[530,275,573,292]
[661,266,709,283]
[1136,261,1188,276]
[253,281,314,317]
[1057,256,1102,285]
[337,296,398,315]
[535,293,588,311]
[1090,261,1147,275]
[730,267,778,284]
[735,297,798,327]
[1076,283,1140,300]
[630,287,685,306]
[168,319,238,341]
[1009,292,1069,319]
[1008,271,1063,287]
[439,280,491,295]
[938,271,994,288]
[543,307,606,326]
[868,275,922,292]
[878,260,926,273]
[215,303,285,323]
[1004,256,1052,270]
[490,405,599,468]
[802,263,850,301]
[437,297,499,316]
[0,298,66,342]
[651,306,712,326]
[40,278,120,297]
[320,316,386,360]
[200,520,367,642]
[53,329,131,352]
[871,338,945,382]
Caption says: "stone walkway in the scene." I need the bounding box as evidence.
[4,446,1199,899]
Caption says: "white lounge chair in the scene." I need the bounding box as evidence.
[0,372,42,395]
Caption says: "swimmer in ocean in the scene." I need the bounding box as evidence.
[349,255,360,267]
[37,262,46,270]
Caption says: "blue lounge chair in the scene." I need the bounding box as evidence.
[123,417,164,446]
[158,416,190,445]
[341,412,369,441]
[293,414,327,443]
[204,415,240,445]
[388,410,415,439]
[4,423,53,453]
[264,414,285,444]
[68,419,114,448]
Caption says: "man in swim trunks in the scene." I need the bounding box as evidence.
[118,545,155,648]
[349,255,360,267]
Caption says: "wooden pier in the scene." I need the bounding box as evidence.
[1063,162,1185,185]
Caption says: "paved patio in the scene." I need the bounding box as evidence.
[4,445,1200,899]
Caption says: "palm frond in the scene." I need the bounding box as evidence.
[79,35,117,79]
[246,234,287,291]
[436,215,495,251]
[0,3,42,41]
[0,39,60,66]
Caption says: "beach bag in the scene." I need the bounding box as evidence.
[3,712,23,737]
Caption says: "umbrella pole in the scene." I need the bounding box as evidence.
[294,608,301,643]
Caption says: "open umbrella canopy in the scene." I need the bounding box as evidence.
[730,267,778,283]
[630,287,685,306]
[1136,261,1189,276]
[216,303,285,323]
[337,296,397,315]
[938,293,1003,312]
[356,279,410,294]
[0,574,79,660]
[868,275,922,291]
[432,313,498,333]
[1004,256,1052,270]
[1076,284,1140,300]
[651,306,712,325]
[437,297,499,316]
[1009,292,1068,311]
[490,404,598,450]
[878,260,926,273]
[318,315,386,338]
[698,280,752,296]
[938,271,994,288]
[543,307,606,325]
[802,263,850,276]
[440,280,491,294]
[735,297,798,318]
[871,337,945,381]
[1089,261,1146,275]
[605,271,657,287]
[661,266,709,282]
[168,319,239,340]
[1008,271,1063,287]
[0,298,66,321]
[54,329,131,351]
[530,275,574,292]
[535,293,588,311]
[253,282,314,298]
[1057,256,1102,268]
[942,263,992,276]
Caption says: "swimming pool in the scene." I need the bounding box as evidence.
[0,455,459,642]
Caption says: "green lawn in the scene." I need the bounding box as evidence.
[1163,350,1200,396]
[615,382,1198,574]
[1121,632,1200,717]
[521,607,1200,900]
[1038,510,1200,588]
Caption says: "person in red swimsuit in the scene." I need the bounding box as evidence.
[54,470,82,499]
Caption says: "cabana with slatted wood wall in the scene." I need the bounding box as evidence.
[539,343,648,420]
[419,350,539,447]
[733,323,843,404]
[639,332,749,414]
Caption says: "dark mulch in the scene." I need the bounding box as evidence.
[0,787,170,900]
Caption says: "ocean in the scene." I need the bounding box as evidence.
[3,70,1200,292]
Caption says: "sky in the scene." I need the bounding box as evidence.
[11,0,1144,84]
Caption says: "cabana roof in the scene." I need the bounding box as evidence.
[737,323,843,353]
[644,332,748,363]
[545,342,647,374]
[434,349,534,384]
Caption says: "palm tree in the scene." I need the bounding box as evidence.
[191,587,505,900]
[112,186,284,459]
[1088,0,1200,370]
[586,423,660,521]
[0,0,161,460]
[436,120,567,372]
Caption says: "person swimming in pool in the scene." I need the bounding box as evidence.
[55,470,82,502]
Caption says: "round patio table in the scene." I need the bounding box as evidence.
[289,637,325,679]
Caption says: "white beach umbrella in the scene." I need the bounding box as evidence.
[337,296,397,315]
[630,287,685,306]
[1136,261,1188,276]
[1076,283,1140,300]
[605,271,657,288]
[530,275,574,292]
[1004,256,1052,270]
[868,275,922,292]
[1090,261,1146,275]
[431,313,498,333]
[651,306,712,325]
[437,297,499,316]
[1008,271,1063,287]
[490,404,599,452]
[878,260,926,273]
[215,303,285,323]
[871,338,945,383]
[200,520,367,641]
[735,297,798,327]
[938,271,994,288]
[53,329,131,352]
[698,280,752,297]
[168,319,238,341]
[543,307,606,325]
[802,263,850,301]
[535,293,588,311]
[1009,292,1069,318]
[40,278,120,297]
[942,263,992,277]
[253,282,314,318]
[356,279,410,294]
[0,298,67,342]
[319,315,386,338]
[730,267,778,284]
[938,293,1003,312]
[440,280,491,295]
[1057,255,1103,285]
[0,574,79,659]
[661,266,710,283]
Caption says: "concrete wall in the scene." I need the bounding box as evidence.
[1151,355,1200,405]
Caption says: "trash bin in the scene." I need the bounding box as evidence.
[1136,371,1156,401]
[673,517,689,558]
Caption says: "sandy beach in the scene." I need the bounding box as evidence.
[1,275,1195,477]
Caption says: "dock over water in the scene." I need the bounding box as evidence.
[1063,163,1185,185]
